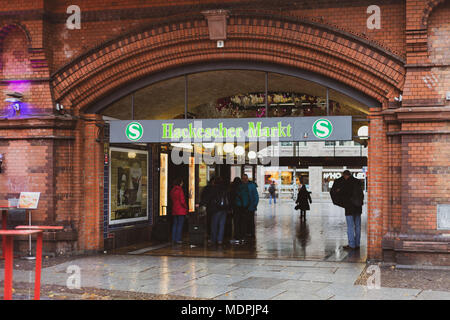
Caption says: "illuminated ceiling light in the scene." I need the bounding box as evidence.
[223,143,234,153]
[357,126,369,140]
[234,146,245,156]
[170,143,193,150]
[247,151,257,159]
[128,152,136,159]
[202,142,215,149]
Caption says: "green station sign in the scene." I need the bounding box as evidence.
[109,116,351,143]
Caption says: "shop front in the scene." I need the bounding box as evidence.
[101,73,365,252]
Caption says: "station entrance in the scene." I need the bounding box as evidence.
[98,68,371,262]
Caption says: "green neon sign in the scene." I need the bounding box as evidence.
[161,121,292,139]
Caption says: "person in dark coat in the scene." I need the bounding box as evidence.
[230,177,248,245]
[295,180,312,220]
[207,176,230,247]
[200,177,215,238]
[330,170,364,250]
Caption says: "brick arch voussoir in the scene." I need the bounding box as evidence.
[70,50,390,113]
[422,0,448,28]
[52,15,405,113]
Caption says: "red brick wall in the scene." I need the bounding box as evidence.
[0,0,448,263]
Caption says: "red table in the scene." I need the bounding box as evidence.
[1,207,23,259]
[0,229,43,300]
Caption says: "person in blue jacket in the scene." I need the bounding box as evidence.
[242,174,259,240]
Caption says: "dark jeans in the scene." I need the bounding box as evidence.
[246,210,256,237]
[211,210,227,243]
[234,207,247,240]
[346,215,361,248]
[172,215,185,242]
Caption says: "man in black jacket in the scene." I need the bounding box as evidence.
[330,170,364,250]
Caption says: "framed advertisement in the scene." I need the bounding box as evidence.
[109,147,148,225]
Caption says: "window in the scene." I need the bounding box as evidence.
[109,148,148,224]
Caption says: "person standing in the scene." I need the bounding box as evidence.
[330,170,364,250]
[243,174,259,240]
[229,177,242,244]
[295,180,312,220]
[232,177,250,245]
[200,177,215,239]
[208,177,230,247]
[268,180,277,205]
[170,177,188,245]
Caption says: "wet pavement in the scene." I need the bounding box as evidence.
[131,199,367,262]
[2,255,449,300]
[1,200,448,300]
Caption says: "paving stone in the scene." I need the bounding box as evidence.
[244,270,303,280]
[271,291,324,300]
[172,284,237,299]
[229,277,289,289]
[270,279,330,293]
[299,272,358,284]
[215,287,286,300]
[186,274,248,286]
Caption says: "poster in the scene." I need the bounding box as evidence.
[189,156,195,213]
[18,192,40,209]
[110,148,148,224]
[160,153,168,216]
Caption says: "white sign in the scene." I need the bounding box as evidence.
[18,192,40,209]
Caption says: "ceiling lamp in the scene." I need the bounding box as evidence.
[202,142,215,149]
[357,126,369,140]
[128,152,137,159]
[234,146,245,156]
[171,143,193,150]
[223,143,234,153]
[247,151,257,159]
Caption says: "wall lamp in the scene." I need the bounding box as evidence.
[5,91,23,116]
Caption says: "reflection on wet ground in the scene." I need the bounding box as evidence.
[131,200,367,262]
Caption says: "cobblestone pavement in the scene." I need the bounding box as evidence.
[1,254,449,300]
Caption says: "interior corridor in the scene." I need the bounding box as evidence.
[126,199,367,263]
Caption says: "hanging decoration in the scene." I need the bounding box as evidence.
[214,92,341,117]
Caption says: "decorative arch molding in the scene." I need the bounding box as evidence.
[422,0,448,28]
[0,22,32,49]
[0,22,49,72]
[50,13,406,113]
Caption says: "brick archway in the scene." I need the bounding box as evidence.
[51,13,405,113]
[49,13,408,259]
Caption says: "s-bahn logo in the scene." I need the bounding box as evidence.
[125,122,144,141]
[312,118,333,139]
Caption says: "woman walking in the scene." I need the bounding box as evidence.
[295,181,312,221]
[170,177,188,245]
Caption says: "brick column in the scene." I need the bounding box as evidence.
[76,114,104,253]
[367,108,388,260]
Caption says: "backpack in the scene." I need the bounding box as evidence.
[268,184,275,194]
[215,188,230,209]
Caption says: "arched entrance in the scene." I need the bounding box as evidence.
[51,13,405,261]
